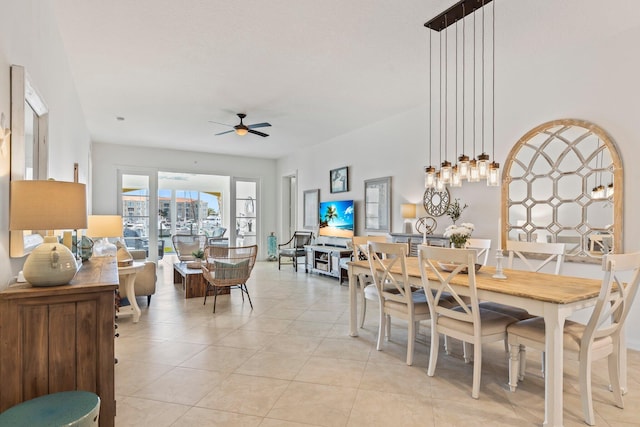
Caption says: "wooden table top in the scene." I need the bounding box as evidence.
[348,258,603,305]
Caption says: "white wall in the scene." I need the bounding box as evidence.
[277,0,640,349]
[91,143,278,260]
[0,0,91,289]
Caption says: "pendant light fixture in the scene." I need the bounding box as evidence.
[458,4,470,180]
[451,18,462,188]
[477,0,490,180]
[423,0,496,188]
[440,16,452,185]
[487,1,500,187]
[425,31,436,189]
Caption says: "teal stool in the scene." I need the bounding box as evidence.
[0,391,100,427]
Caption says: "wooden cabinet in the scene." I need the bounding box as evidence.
[0,257,119,427]
[305,245,351,279]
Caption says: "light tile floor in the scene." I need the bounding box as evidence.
[114,257,640,426]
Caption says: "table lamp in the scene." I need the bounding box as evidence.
[86,215,123,257]
[401,203,417,234]
[9,180,87,286]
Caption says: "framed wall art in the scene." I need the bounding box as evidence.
[364,176,391,232]
[330,166,348,193]
[303,188,320,229]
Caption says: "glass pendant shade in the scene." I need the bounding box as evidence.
[435,172,445,191]
[424,166,436,188]
[440,160,452,184]
[606,183,614,198]
[468,159,480,182]
[477,153,490,179]
[451,166,462,187]
[458,154,470,180]
[487,161,500,187]
[591,185,605,199]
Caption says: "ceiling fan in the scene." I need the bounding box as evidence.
[208,113,271,137]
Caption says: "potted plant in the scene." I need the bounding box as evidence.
[190,249,205,268]
[446,198,468,225]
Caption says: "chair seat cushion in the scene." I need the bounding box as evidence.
[439,307,518,335]
[507,317,613,353]
[279,248,304,257]
[479,301,532,320]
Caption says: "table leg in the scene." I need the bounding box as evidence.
[121,273,141,323]
[348,265,358,337]
[543,304,566,427]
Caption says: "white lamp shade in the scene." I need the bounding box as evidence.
[9,180,87,287]
[10,180,87,231]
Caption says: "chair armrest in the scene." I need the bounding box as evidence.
[129,249,147,260]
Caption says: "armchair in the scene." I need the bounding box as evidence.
[126,249,157,306]
[278,231,313,272]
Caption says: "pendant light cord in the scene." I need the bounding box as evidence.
[481,0,485,156]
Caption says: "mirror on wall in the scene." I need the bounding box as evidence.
[10,65,49,257]
[502,119,622,263]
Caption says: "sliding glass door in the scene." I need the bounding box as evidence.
[232,178,259,248]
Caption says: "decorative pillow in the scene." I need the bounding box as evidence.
[214,259,250,281]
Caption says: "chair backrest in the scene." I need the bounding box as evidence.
[581,252,640,354]
[418,246,480,327]
[202,245,258,286]
[466,238,492,266]
[280,231,313,250]
[352,235,387,261]
[210,227,227,238]
[547,235,582,255]
[172,234,207,260]
[506,240,566,275]
[367,242,412,308]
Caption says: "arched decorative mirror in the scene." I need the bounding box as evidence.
[502,119,623,263]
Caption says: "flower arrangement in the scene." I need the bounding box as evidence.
[446,198,468,224]
[443,223,475,248]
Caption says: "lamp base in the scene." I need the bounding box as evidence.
[404,221,413,234]
[93,237,117,257]
[23,236,80,286]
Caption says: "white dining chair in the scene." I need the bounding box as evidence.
[367,241,431,366]
[481,240,567,366]
[351,235,388,328]
[507,252,640,426]
[418,245,518,398]
[466,238,492,266]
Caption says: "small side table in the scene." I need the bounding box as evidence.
[118,262,144,323]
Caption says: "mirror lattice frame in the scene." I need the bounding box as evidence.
[501,119,623,263]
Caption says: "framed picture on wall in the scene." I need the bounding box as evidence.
[364,176,391,232]
[330,166,348,193]
[303,189,320,229]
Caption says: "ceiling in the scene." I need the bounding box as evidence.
[51,0,453,159]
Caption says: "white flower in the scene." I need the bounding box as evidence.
[443,223,475,238]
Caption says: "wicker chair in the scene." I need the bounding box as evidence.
[202,245,258,313]
[172,234,207,261]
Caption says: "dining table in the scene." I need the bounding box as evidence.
[347,258,620,427]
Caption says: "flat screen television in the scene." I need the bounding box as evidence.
[318,200,354,238]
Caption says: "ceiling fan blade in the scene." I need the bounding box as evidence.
[248,129,269,137]
[208,120,234,127]
[247,122,271,129]
[214,129,235,136]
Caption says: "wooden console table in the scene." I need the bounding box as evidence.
[0,257,119,427]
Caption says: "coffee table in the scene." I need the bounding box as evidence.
[173,262,229,298]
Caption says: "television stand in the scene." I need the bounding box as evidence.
[304,245,351,280]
